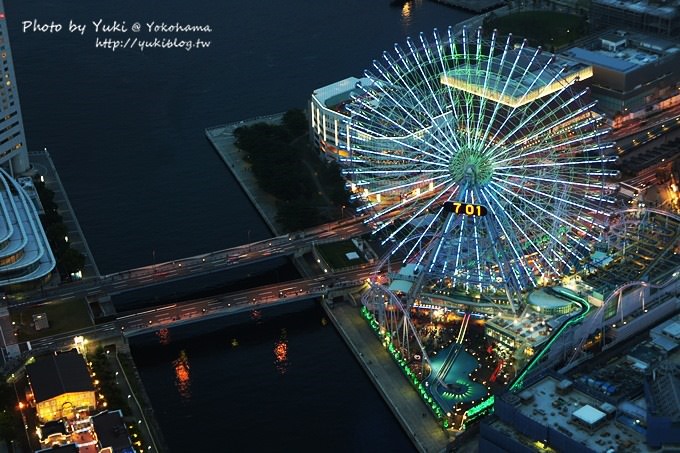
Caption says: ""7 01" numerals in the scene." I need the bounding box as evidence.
[443,202,488,217]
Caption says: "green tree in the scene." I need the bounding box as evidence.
[276,199,323,231]
[59,247,85,275]
[282,109,308,138]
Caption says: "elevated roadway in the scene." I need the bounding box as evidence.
[25,266,373,353]
[10,217,370,307]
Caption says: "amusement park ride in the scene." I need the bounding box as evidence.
[337,27,680,431]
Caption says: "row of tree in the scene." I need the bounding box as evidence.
[35,180,85,279]
[88,347,132,415]
[234,109,351,231]
[0,381,22,444]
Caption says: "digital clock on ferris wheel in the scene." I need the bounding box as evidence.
[443,202,488,217]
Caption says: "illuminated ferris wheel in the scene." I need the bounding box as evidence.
[344,27,619,309]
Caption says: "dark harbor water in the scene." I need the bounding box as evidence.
[130,302,415,452]
[6,0,473,450]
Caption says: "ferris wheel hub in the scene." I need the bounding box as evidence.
[448,147,494,186]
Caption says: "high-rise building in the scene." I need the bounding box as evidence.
[0,3,30,175]
[0,3,55,288]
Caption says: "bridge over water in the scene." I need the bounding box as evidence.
[24,266,371,354]
[10,217,370,308]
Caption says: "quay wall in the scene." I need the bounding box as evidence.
[205,113,285,236]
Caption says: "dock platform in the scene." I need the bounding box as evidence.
[324,300,450,453]
[206,114,285,236]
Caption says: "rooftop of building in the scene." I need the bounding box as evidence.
[491,307,680,451]
[26,349,94,403]
[91,410,132,452]
[311,76,373,113]
[578,209,680,299]
[652,316,680,341]
[505,374,653,452]
[593,0,680,18]
[527,288,577,312]
[486,308,553,347]
[0,168,56,286]
[563,30,680,73]
[441,49,592,107]
[647,360,680,422]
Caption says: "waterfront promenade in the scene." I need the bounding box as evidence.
[206,114,285,235]
[325,300,450,453]
[29,149,100,280]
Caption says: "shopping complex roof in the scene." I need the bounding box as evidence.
[440,50,593,107]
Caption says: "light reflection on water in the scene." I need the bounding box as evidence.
[173,349,191,401]
[156,328,171,346]
[274,328,290,375]
[400,0,425,29]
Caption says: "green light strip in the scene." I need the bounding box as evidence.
[509,291,590,392]
[361,306,449,429]
[462,291,591,424]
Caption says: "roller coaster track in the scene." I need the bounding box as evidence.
[565,272,680,368]
[436,312,471,382]
[508,289,591,392]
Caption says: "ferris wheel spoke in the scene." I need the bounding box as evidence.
[486,183,583,266]
[383,49,460,156]
[497,127,611,165]
[483,185,564,273]
[383,180,457,246]
[348,168,447,176]
[473,186,524,289]
[476,38,539,146]
[470,30,499,152]
[496,141,616,168]
[490,176,598,226]
[360,64,449,153]
[478,44,545,153]
[493,171,616,191]
[477,33,515,149]
[428,211,460,275]
[489,179,600,243]
[483,71,576,156]
[409,34,457,140]
[398,184,461,262]
[464,188,485,289]
[478,187,533,288]
[439,27,470,151]
[495,153,618,170]
[459,28,475,148]
[349,108,454,164]
[361,174,451,196]
[370,178,454,234]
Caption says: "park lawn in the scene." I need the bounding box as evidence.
[486,11,588,49]
[317,240,367,270]
[10,297,93,341]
